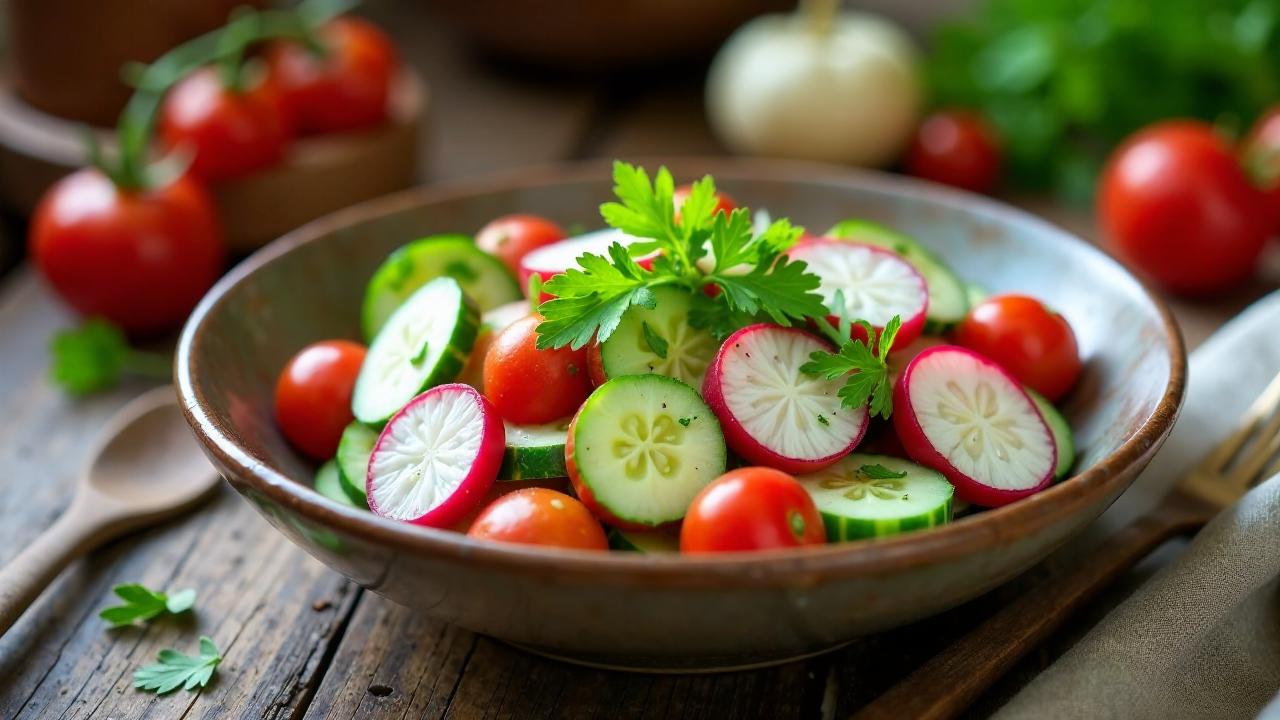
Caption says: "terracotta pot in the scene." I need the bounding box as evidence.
[7,0,263,126]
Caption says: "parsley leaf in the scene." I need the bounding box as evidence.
[801,315,903,420]
[133,636,221,694]
[100,583,197,627]
[50,320,171,396]
[536,244,658,350]
[641,322,669,359]
[858,464,908,480]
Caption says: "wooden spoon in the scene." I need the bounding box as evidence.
[0,386,218,636]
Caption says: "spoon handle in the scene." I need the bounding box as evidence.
[0,503,103,637]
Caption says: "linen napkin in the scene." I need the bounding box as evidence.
[994,292,1280,720]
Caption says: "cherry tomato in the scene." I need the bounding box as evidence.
[1100,121,1272,296]
[680,467,826,553]
[275,340,366,460]
[30,168,225,335]
[953,294,1081,402]
[475,214,565,277]
[467,488,608,550]
[265,16,397,134]
[1241,106,1280,231]
[906,109,1001,194]
[482,314,592,424]
[673,184,735,221]
[159,67,293,183]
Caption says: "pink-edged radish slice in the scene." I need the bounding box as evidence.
[366,383,505,528]
[786,239,928,350]
[892,345,1055,507]
[703,324,869,475]
[518,228,660,299]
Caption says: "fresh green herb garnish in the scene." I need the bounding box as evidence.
[527,274,543,314]
[100,583,196,627]
[858,464,908,480]
[641,322,669,359]
[535,162,826,349]
[50,320,172,396]
[802,308,902,420]
[677,416,694,427]
[817,414,830,426]
[133,636,221,694]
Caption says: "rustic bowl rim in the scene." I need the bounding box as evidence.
[175,157,1186,589]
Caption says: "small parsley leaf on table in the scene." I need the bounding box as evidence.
[50,319,172,396]
[100,583,197,627]
[133,636,221,694]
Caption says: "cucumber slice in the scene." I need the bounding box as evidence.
[964,283,988,308]
[336,422,377,505]
[826,218,969,331]
[798,454,953,541]
[597,286,718,388]
[314,460,362,509]
[1028,389,1075,480]
[500,420,570,481]
[362,235,521,340]
[352,277,479,425]
[608,528,680,553]
[569,375,726,527]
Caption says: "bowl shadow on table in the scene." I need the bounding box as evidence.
[176,158,1184,672]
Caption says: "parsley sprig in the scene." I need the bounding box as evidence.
[534,162,827,349]
[50,319,171,396]
[801,290,903,420]
[133,636,222,694]
[100,583,197,628]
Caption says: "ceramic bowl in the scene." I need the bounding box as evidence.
[176,159,1185,671]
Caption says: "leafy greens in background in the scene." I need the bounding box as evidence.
[927,0,1280,201]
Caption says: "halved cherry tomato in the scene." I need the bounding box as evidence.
[1100,121,1271,296]
[673,184,735,221]
[482,314,592,424]
[1241,106,1280,231]
[30,168,225,335]
[159,67,293,183]
[475,214,565,277]
[680,467,826,553]
[906,109,1001,194]
[953,294,1081,402]
[467,488,608,550]
[265,16,397,134]
[275,340,366,460]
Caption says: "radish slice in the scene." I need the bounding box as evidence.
[366,383,505,528]
[702,324,869,474]
[518,228,659,295]
[786,239,928,350]
[892,345,1055,507]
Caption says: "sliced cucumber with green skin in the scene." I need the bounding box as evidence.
[352,277,479,424]
[315,460,362,509]
[568,375,726,528]
[964,283,988,309]
[798,454,953,541]
[336,422,378,505]
[362,234,521,340]
[608,528,680,553]
[826,218,969,331]
[597,286,718,388]
[499,420,569,481]
[1028,389,1075,480]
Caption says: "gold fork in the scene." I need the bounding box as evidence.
[854,370,1280,720]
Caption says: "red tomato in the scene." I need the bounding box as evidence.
[673,184,735,221]
[906,109,1001,194]
[30,169,225,335]
[1241,106,1280,231]
[680,467,826,553]
[467,488,608,550]
[475,214,566,276]
[1100,121,1272,296]
[265,16,397,134]
[159,67,293,183]
[275,340,366,460]
[482,314,592,424]
[953,294,1081,402]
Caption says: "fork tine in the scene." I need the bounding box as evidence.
[1194,371,1280,474]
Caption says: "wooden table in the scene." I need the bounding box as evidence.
[0,7,1274,718]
